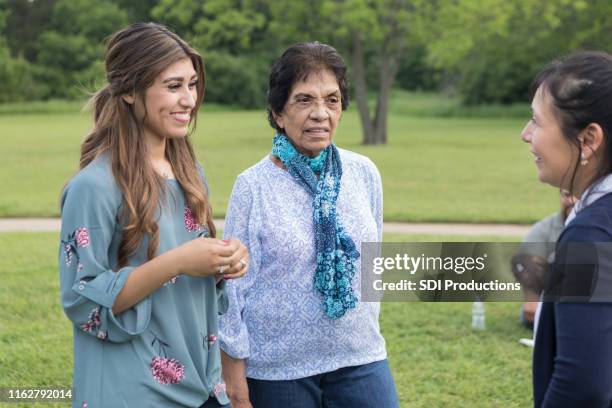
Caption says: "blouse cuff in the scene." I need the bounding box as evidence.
[219,340,250,360]
[108,295,152,343]
[107,266,152,342]
[72,266,152,343]
[71,266,133,308]
[219,318,251,359]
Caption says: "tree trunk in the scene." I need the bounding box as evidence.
[373,50,400,145]
[371,6,406,145]
[361,0,408,145]
[350,31,375,145]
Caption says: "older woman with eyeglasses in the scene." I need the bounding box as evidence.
[218,42,399,408]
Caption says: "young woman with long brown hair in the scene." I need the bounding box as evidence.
[59,23,247,408]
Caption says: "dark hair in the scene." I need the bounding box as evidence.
[531,51,612,193]
[267,42,349,132]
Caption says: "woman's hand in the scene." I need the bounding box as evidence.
[215,238,249,281]
[174,237,248,279]
[113,238,248,315]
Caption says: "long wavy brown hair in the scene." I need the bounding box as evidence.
[79,22,215,267]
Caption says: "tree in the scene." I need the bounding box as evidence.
[150,0,203,38]
[0,0,37,101]
[269,0,420,145]
[152,0,271,108]
[192,0,266,53]
[0,1,9,48]
[114,0,158,22]
[34,0,128,98]
[418,0,599,105]
[4,0,56,61]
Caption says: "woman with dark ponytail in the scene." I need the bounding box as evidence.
[522,51,612,407]
[59,23,247,407]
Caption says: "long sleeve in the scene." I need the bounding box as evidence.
[369,161,383,241]
[59,170,151,343]
[540,302,612,407]
[539,225,612,407]
[219,175,260,359]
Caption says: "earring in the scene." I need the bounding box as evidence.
[581,153,588,166]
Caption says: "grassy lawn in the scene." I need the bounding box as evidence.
[0,93,558,223]
[0,232,533,407]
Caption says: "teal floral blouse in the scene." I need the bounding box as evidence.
[59,156,229,408]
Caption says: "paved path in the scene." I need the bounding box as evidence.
[0,218,530,236]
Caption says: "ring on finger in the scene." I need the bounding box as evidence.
[239,258,247,269]
[218,265,227,275]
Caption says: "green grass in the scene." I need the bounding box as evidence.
[388,90,530,118]
[0,99,86,115]
[0,232,533,407]
[382,302,532,407]
[0,233,72,408]
[0,91,530,118]
[383,233,522,242]
[0,95,558,222]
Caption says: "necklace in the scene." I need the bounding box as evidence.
[155,166,172,179]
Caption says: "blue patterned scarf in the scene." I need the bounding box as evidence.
[272,133,359,319]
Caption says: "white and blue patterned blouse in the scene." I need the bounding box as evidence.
[219,149,387,380]
[59,156,229,407]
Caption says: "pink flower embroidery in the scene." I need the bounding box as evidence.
[62,227,91,271]
[82,402,87,408]
[150,356,185,385]
[80,307,101,333]
[80,322,94,332]
[64,244,73,266]
[75,227,90,247]
[184,207,202,232]
[213,382,226,396]
[208,334,217,346]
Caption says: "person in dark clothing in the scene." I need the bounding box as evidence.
[521,51,612,407]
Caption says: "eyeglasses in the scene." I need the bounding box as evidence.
[289,95,342,111]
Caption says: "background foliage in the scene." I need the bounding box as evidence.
[2,0,611,107]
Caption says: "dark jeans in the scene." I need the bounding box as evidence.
[247,359,399,408]
[199,398,230,408]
